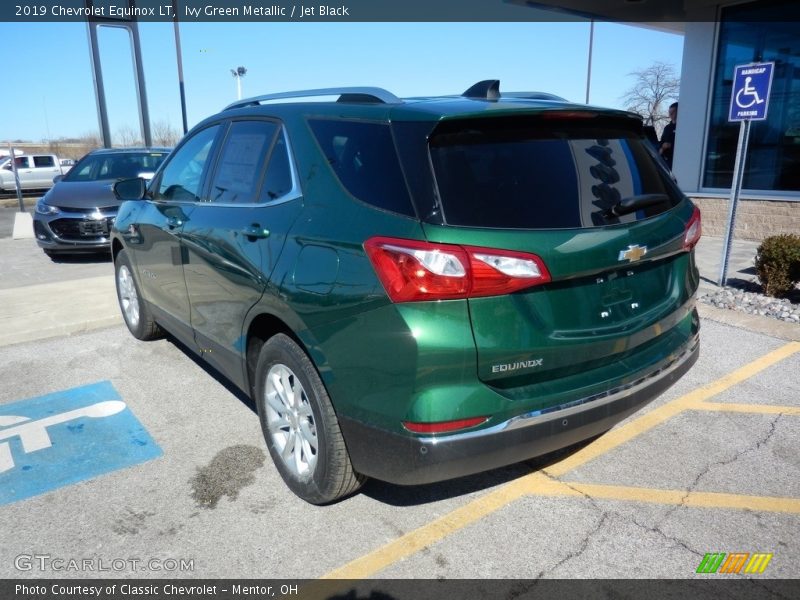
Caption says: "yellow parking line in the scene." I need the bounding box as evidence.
[692,402,800,416]
[537,481,800,515]
[321,475,536,579]
[544,341,800,477]
[320,341,800,579]
[517,474,800,514]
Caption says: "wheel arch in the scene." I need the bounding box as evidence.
[111,237,124,263]
[243,310,329,401]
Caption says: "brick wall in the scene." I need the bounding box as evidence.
[689,196,800,242]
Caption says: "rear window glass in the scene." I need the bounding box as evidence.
[210,120,277,204]
[65,152,168,182]
[308,119,415,217]
[33,155,55,168]
[429,118,681,229]
[260,133,294,202]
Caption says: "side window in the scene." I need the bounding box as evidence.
[155,125,219,202]
[15,157,30,169]
[209,120,277,204]
[308,119,414,216]
[71,161,94,180]
[33,155,55,168]
[259,131,294,202]
[98,159,112,179]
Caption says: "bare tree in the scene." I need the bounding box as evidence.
[79,131,102,147]
[114,125,143,147]
[152,119,181,147]
[620,62,680,135]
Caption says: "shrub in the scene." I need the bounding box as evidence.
[755,234,800,298]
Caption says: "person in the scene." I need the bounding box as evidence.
[659,102,678,169]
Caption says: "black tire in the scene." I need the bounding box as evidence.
[114,249,162,340]
[255,334,365,504]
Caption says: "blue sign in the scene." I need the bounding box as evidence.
[0,381,162,505]
[729,62,774,122]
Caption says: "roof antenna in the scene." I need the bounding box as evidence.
[462,80,500,100]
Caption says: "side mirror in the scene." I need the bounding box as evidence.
[53,175,63,184]
[113,177,147,201]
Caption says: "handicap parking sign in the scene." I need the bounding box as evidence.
[0,381,162,505]
[729,62,774,121]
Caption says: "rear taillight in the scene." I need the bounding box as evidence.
[402,416,489,434]
[364,237,551,302]
[683,206,702,251]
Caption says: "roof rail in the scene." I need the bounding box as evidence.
[462,80,501,100]
[502,92,568,102]
[224,87,402,110]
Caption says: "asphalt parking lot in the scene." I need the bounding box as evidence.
[0,236,799,585]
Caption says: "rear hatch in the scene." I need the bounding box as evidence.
[417,112,699,392]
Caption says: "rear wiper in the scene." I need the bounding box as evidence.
[607,193,669,217]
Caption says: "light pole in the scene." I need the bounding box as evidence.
[231,66,247,100]
[585,20,594,104]
[173,0,188,135]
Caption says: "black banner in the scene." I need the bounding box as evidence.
[3,579,800,600]
[1,0,798,23]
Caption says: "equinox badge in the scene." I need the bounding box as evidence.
[619,244,648,262]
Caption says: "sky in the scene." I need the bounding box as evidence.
[0,18,684,143]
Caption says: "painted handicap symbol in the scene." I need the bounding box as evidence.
[735,76,765,109]
[0,381,162,505]
[0,401,126,472]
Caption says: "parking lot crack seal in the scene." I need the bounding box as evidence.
[628,515,703,558]
[535,511,610,579]
[680,414,782,503]
[535,472,609,579]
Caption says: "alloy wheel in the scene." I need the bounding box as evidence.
[117,264,140,329]
[265,364,318,478]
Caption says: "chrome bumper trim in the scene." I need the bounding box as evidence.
[420,337,699,445]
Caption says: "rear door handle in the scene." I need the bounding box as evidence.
[242,224,270,239]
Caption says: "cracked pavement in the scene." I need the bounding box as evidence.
[2,316,799,580]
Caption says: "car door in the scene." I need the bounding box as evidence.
[31,155,60,187]
[132,123,222,345]
[13,156,33,189]
[181,119,303,387]
[0,159,15,190]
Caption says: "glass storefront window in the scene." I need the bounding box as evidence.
[704,0,800,192]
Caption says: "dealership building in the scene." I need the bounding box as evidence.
[534,0,799,241]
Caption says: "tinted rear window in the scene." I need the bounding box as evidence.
[429,118,681,229]
[65,152,168,182]
[308,119,415,217]
[33,155,55,167]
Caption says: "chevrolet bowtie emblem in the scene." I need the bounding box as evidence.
[619,244,648,262]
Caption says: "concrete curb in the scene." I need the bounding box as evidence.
[697,303,800,342]
[0,276,122,348]
[0,315,122,347]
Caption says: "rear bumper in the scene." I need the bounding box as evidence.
[340,335,699,485]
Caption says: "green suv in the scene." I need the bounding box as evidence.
[111,81,701,504]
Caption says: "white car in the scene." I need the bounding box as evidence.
[0,154,68,192]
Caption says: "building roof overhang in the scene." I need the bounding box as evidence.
[505,0,738,33]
